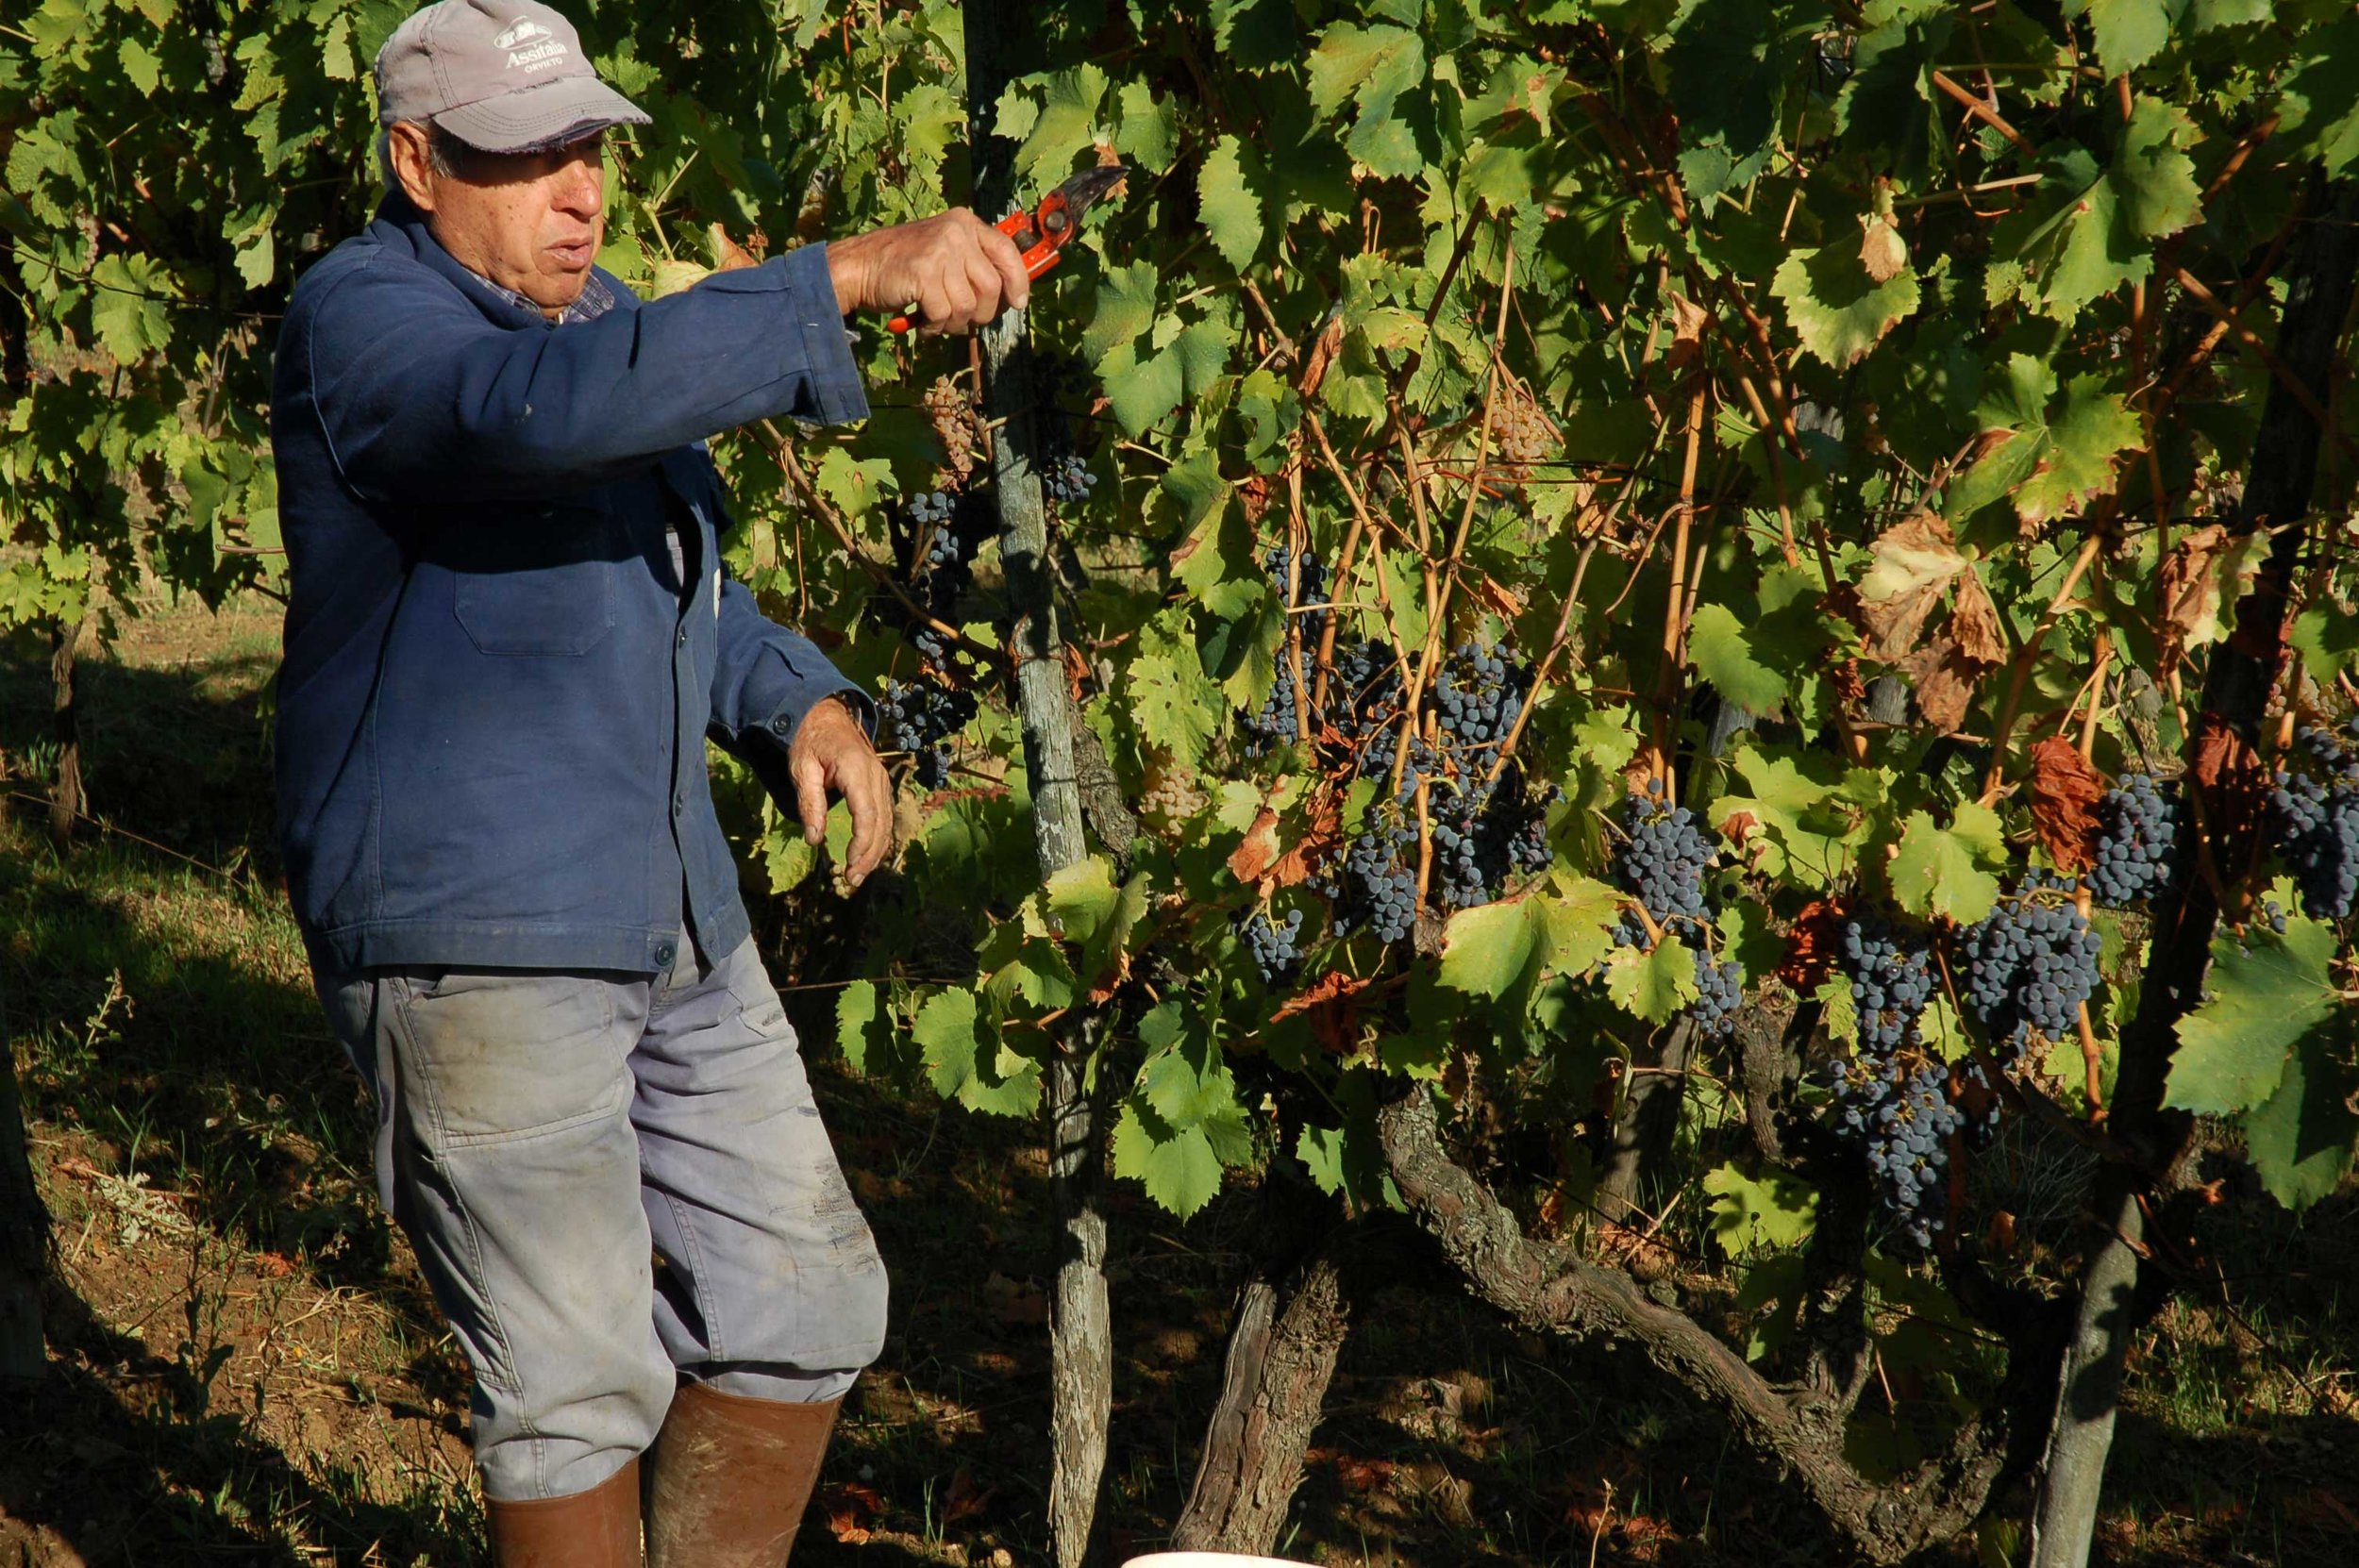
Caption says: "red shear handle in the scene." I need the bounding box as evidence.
[885,203,1068,334]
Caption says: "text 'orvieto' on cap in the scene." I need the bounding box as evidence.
[375,0,651,155]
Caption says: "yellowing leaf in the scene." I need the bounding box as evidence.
[1771,238,1920,369]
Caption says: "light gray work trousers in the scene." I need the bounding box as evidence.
[315,930,888,1501]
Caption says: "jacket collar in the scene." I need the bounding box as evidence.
[367,189,630,328]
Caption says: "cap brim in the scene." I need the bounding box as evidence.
[434,75,651,154]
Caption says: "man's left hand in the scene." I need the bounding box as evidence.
[788,697,893,887]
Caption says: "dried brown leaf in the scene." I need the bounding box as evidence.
[1226,807,1281,887]
[1665,292,1710,372]
[1273,968,1378,1057]
[1269,788,1343,889]
[1860,214,1909,283]
[2156,523,2265,678]
[1949,568,2008,665]
[708,224,760,273]
[1777,899,1843,991]
[1857,512,1968,661]
[1897,629,1993,732]
[2028,736,2103,872]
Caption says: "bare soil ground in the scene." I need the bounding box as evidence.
[0,591,2353,1566]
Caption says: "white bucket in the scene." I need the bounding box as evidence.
[1121,1557,1316,1567]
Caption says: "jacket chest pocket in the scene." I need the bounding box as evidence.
[451,508,624,658]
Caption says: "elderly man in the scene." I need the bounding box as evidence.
[270,2,1027,1561]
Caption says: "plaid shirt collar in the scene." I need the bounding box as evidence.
[467,267,619,325]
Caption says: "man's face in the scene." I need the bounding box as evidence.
[388,124,606,318]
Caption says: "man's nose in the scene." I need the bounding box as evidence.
[551,158,602,218]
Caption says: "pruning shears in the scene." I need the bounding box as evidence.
[887,163,1128,334]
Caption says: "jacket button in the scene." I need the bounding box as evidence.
[653,942,677,967]
[768,715,793,736]
[677,626,689,647]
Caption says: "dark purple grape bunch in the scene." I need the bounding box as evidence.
[878,676,977,790]
[2268,719,2359,921]
[1608,784,1744,1037]
[899,487,980,665]
[1038,414,1098,506]
[1609,784,1714,946]
[1328,810,1419,945]
[1962,878,2101,1066]
[1822,915,1958,1247]
[1243,547,1333,756]
[1432,642,1527,776]
[1839,913,1935,1057]
[1860,1061,1961,1249]
[1236,907,1306,984]
[2086,772,2180,907]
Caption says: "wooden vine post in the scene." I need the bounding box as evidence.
[962,5,1111,1563]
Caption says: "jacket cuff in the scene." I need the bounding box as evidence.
[747,676,877,756]
[777,243,870,427]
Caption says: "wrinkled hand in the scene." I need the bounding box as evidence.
[788,696,893,887]
[826,209,1030,334]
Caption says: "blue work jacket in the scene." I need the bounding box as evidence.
[270,192,868,976]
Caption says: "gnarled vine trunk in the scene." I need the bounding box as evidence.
[1171,1244,1351,1554]
[1379,1093,2036,1565]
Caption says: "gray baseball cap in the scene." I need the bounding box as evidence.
[375,0,651,154]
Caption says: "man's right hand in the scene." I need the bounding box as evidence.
[827,209,1031,334]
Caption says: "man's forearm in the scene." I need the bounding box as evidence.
[306,246,866,505]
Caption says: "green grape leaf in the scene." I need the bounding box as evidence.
[1606,932,1700,1024]
[119,36,160,92]
[1137,1031,1240,1132]
[2241,1023,2359,1210]
[1713,747,1859,889]
[2064,0,2179,77]
[812,446,893,520]
[2166,917,2339,1115]
[835,979,886,1075]
[1100,339,1184,436]
[1112,80,1178,172]
[1113,1098,1229,1218]
[915,989,1041,1116]
[1013,64,1107,184]
[2011,375,2145,525]
[912,989,978,1096]
[2281,16,2359,177]
[1083,261,1161,365]
[1888,803,2006,926]
[1704,1163,1820,1258]
[1126,609,1222,765]
[2291,606,2359,685]
[2113,99,2203,239]
[1199,136,1266,271]
[1771,239,1921,370]
[1687,602,1788,715]
[1297,1124,1349,1196]
[88,253,174,363]
[2187,0,2270,27]
[1439,876,1619,1001]
[1993,108,2199,323]
[1307,22,1423,118]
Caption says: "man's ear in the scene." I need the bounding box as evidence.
[386,122,439,213]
